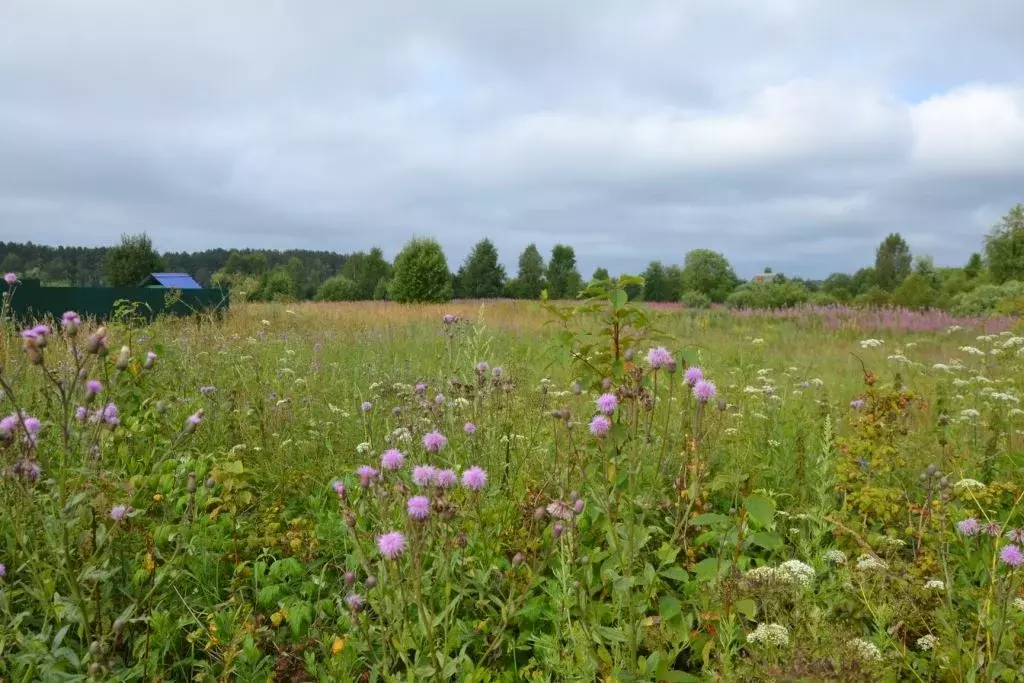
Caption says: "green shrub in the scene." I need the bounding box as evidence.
[679,290,712,309]
[388,238,454,303]
[315,275,359,301]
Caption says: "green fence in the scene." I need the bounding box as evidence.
[5,280,229,323]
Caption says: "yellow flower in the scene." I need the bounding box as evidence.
[143,552,156,573]
[152,494,164,502]
[270,611,285,627]
[331,637,345,655]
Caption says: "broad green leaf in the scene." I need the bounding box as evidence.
[659,566,689,582]
[659,595,682,621]
[692,557,721,582]
[744,494,775,528]
[690,513,729,526]
[735,598,757,620]
[749,531,783,550]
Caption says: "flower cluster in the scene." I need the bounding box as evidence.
[746,623,790,647]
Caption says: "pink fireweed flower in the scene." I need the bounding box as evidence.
[423,430,447,453]
[4,272,17,285]
[461,466,488,491]
[412,465,438,487]
[646,347,673,369]
[684,366,704,387]
[589,414,611,437]
[356,465,379,487]
[109,504,130,522]
[1000,544,1024,567]
[464,421,476,434]
[380,449,405,470]
[693,380,717,403]
[434,468,457,488]
[957,517,981,536]
[377,531,407,559]
[596,393,618,415]
[407,495,430,520]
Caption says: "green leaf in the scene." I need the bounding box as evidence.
[692,557,721,582]
[735,598,757,620]
[595,625,628,643]
[611,289,628,309]
[659,595,682,621]
[744,494,775,528]
[690,513,730,527]
[749,531,783,550]
[659,566,689,582]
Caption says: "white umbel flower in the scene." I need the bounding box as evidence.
[855,554,888,572]
[923,579,945,591]
[747,623,789,647]
[778,559,816,587]
[824,549,847,565]
[917,634,938,651]
[848,638,882,661]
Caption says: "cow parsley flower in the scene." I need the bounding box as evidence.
[916,634,937,651]
[848,638,882,662]
[855,554,888,572]
[778,559,815,587]
[923,579,945,591]
[746,623,789,647]
[824,549,847,565]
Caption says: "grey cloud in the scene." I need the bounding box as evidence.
[1,0,1023,279]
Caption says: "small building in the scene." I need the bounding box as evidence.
[751,272,778,285]
[141,272,203,289]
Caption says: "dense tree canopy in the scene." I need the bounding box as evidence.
[104,233,166,287]
[389,238,453,303]
[680,249,738,303]
[546,244,582,299]
[457,239,506,298]
[985,204,1024,284]
[874,233,912,291]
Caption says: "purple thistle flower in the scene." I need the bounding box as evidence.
[464,421,476,434]
[492,367,503,378]
[573,498,585,514]
[61,310,81,327]
[199,385,216,395]
[476,361,489,373]
[380,448,405,471]
[0,562,5,578]
[423,430,447,453]
[4,272,17,285]
[109,504,129,522]
[443,313,457,324]
[850,399,865,410]
[345,593,365,611]
[187,411,202,426]
[31,324,50,337]
[462,466,488,491]
[412,465,438,487]
[1006,528,1024,543]
[74,406,88,422]
[23,417,41,434]
[101,403,119,426]
[407,495,430,520]
[361,401,373,413]
[377,531,407,559]
[596,393,618,415]
[146,351,158,365]
[434,393,445,405]
[415,382,427,394]
[331,480,346,498]
[0,414,16,435]
[356,465,378,488]
[693,380,717,403]
[434,468,457,488]
[684,366,704,387]
[553,523,565,539]
[985,522,1003,537]
[589,414,611,437]
[646,347,673,370]
[957,517,981,536]
[86,380,102,396]
[1000,544,1024,567]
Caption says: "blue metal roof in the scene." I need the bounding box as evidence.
[148,273,202,289]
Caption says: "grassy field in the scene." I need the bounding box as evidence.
[2,292,1023,681]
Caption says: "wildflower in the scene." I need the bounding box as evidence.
[824,549,847,564]
[960,408,980,420]
[492,367,502,378]
[553,523,565,538]
[847,638,882,662]
[959,346,985,356]
[360,401,372,413]
[381,449,405,471]
[412,465,438,487]
[1014,597,1024,612]
[0,562,5,577]
[546,500,573,520]
[377,531,407,560]
[61,310,81,331]
[924,579,945,591]
[4,272,17,285]
[399,494,429,520]
[985,522,1002,537]
[144,351,157,369]
[186,410,203,431]
[74,406,87,422]
[1006,528,1024,543]
[423,430,447,453]
[344,571,355,585]
[345,593,365,611]
[684,366,703,387]
[434,469,457,488]
[778,559,816,587]
[916,634,937,651]
[443,313,456,324]
[589,414,611,437]
[356,465,378,487]
[199,385,216,395]
[476,361,489,373]
[85,380,102,399]
[859,339,883,349]
[850,399,865,410]
[109,504,130,522]
[414,382,427,394]
[747,623,790,647]
[462,466,487,491]
[596,393,618,414]
[646,347,673,370]
[115,345,131,370]
[953,478,986,492]
[464,421,476,434]
[957,517,981,536]
[693,380,717,403]
[573,498,585,514]
[1000,544,1024,567]
[855,554,888,572]
[101,403,120,427]
[331,480,346,498]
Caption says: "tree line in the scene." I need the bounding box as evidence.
[3,203,1023,313]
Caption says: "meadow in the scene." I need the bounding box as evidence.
[1,285,1023,681]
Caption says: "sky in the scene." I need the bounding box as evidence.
[1,1,1023,279]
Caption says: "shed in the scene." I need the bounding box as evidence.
[141,273,202,289]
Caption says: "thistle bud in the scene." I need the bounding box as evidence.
[553,523,565,539]
[570,381,581,395]
[115,346,131,371]
[187,472,197,493]
[624,348,635,361]
[602,377,612,391]
[144,351,157,369]
[86,327,107,354]
[26,346,44,366]
[512,552,524,566]
[155,401,167,414]
[344,571,355,585]
[205,476,215,489]
[365,575,377,589]
[89,662,102,676]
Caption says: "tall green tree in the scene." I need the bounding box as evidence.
[874,233,912,291]
[104,233,165,287]
[457,239,506,298]
[680,249,738,303]
[388,238,453,303]
[964,252,984,279]
[509,244,546,299]
[591,267,610,282]
[642,261,672,301]
[984,204,1024,283]
[821,272,854,301]
[546,244,583,299]
[341,247,392,300]
[850,267,876,296]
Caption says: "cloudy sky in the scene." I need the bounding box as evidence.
[2,1,1023,278]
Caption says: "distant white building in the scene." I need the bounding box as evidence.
[751,272,778,285]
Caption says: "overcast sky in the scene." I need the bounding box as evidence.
[1,1,1023,278]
